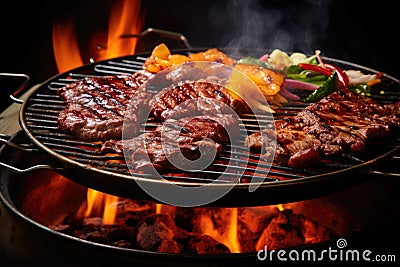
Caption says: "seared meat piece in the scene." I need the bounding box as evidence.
[101,114,240,173]
[246,90,400,168]
[246,120,325,167]
[311,90,400,128]
[296,90,396,154]
[57,70,152,141]
[149,80,248,121]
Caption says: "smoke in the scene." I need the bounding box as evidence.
[210,0,333,56]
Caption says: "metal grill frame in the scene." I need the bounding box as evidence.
[17,48,400,206]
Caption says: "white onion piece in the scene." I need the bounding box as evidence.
[345,70,377,84]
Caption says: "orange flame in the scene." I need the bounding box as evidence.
[155,203,163,214]
[78,189,119,225]
[276,204,284,211]
[52,20,84,73]
[199,208,241,253]
[98,0,144,60]
[54,0,145,223]
[52,0,144,73]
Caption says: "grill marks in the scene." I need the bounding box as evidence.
[57,71,152,141]
[149,81,248,120]
[102,114,240,173]
[246,90,400,168]
[55,72,254,177]
[45,55,400,183]
[100,79,247,173]
[98,80,248,173]
[301,91,399,152]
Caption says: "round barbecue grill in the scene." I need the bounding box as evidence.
[1,32,400,207]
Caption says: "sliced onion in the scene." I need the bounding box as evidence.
[344,70,378,84]
[284,79,319,91]
[259,54,269,62]
[279,86,300,100]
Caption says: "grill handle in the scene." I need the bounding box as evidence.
[1,73,30,104]
[369,171,400,177]
[0,162,54,174]
[0,136,55,173]
[120,28,193,50]
[369,156,400,178]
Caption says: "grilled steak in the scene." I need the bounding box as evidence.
[101,114,240,173]
[149,80,249,121]
[247,123,324,167]
[57,70,152,141]
[246,90,400,168]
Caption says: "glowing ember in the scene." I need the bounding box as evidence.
[46,192,342,253]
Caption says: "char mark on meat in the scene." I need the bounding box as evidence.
[246,90,400,168]
[246,120,324,167]
[101,114,240,173]
[149,80,249,121]
[57,70,152,141]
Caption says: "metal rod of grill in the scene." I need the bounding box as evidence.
[20,53,400,188]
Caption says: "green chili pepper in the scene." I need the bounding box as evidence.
[286,73,327,82]
[349,84,371,97]
[305,57,319,65]
[286,65,303,75]
[305,71,338,103]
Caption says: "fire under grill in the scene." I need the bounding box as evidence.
[16,49,400,205]
[1,130,399,262]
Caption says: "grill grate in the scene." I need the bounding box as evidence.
[21,53,400,187]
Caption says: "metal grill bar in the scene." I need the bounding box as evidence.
[23,99,348,183]
[20,54,400,188]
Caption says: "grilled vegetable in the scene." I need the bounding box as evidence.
[298,63,333,77]
[268,49,320,69]
[305,71,338,102]
[144,44,236,73]
[237,57,273,69]
[298,62,349,91]
[323,63,349,90]
[345,70,384,85]
[144,43,190,73]
[188,48,236,66]
[286,73,327,85]
[349,83,371,96]
[234,63,285,96]
[284,79,319,91]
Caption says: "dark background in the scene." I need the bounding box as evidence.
[0,0,398,110]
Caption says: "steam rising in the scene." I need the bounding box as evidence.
[211,0,333,56]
